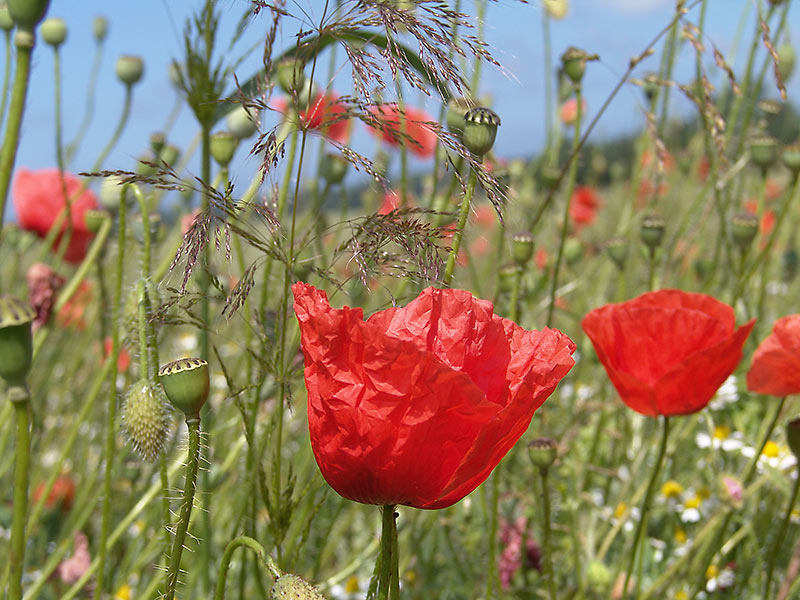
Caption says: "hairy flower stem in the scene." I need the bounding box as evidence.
[485,471,501,599]
[65,33,105,165]
[539,467,557,600]
[277,124,300,220]
[0,30,11,126]
[164,416,202,600]
[442,167,478,286]
[214,536,282,600]
[0,32,34,237]
[623,416,670,600]
[764,472,800,599]
[377,505,400,600]
[8,385,31,600]
[546,85,582,327]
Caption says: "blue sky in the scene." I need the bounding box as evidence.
[7,0,800,220]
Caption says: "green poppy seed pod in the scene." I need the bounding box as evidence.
[563,237,583,266]
[0,5,13,31]
[7,0,50,30]
[149,132,165,155]
[159,358,209,418]
[270,574,326,600]
[99,175,132,212]
[92,15,107,41]
[461,107,500,157]
[511,231,534,266]
[540,165,561,190]
[640,214,665,251]
[750,136,778,173]
[275,57,306,94]
[561,46,590,85]
[84,209,108,234]
[642,72,659,103]
[787,418,800,459]
[210,131,238,167]
[498,263,522,293]
[782,144,800,175]
[777,44,796,84]
[320,153,349,184]
[445,96,471,135]
[122,380,172,462]
[226,105,259,140]
[159,144,180,167]
[0,295,35,387]
[39,16,64,46]
[116,54,144,86]
[605,237,628,271]
[528,437,558,470]
[731,212,759,249]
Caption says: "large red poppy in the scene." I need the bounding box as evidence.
[274,92,350,144]
[292,282,575,509]
[747,315,800,396]
[13,168,98,263]
[367,104,437,158]
[582,290,754,417]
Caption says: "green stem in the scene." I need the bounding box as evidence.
[214,536,282,600]
[8,385,31,600]
[764,472,800,599]
[164,417,202,600]
[65,34,105,165]
[377,505,399,600]
[277,125,299,219]
[623,416,670,600]
[0,31,34,237]
[546,85,582,327]
[0,31,11,127]
[485,470,500,599]
[442,167,478,286]
[539,467,557,600]
[470,0,486,95]
[51,46,74,270]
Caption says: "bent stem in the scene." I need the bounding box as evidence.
[443,167,478,286]
[8,385,31,600]
[764,472,800,599]
[539,466,557,600]
[377,505,399,600]
[164,416,202,600]
[623,416,670,600]
[214,536,282,600]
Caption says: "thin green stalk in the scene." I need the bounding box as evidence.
[541,8,553,151]
[277,125,300,219]
[214,536,282,600]
[51,45,74,270]
[484,471,500,600]
[164,417,202,600]
[470,0,486,95]
[442,167,478,286]
[546,86,582,327]
[65,33,105,165]
[377,505,399,600]
[0,31,34,237]
[8,385,31,600]
[623,416,670,600]
[0,30,11,126]
[764,472,800,599]
[539,467,557,600]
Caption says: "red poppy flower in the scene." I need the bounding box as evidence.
[582,290,754,417]
[378,190,414,214]
[12,168,99,263]
[747,315,800,396]
[274,92,350,144]
[569,186,601,227]
[104,338,131,373]
[292,283,575,509]
[33,474,76,512]
[367,104,437,158]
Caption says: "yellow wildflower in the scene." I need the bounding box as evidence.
[661,480,684,500]
[762,440,780,458]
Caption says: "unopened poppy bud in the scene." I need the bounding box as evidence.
[92,15,107,41]
[159,144,180,167]
[462,107,500,157]
[275,57,306,94]
[777,44,796,84]
[731,212,759,249]
[561,46,592,85]
[123,380,172,462]
[564,237,582,266]
[226,105,259,140]
[445,96,471,135]
[528,437,558,470]
[210,131,237,167]
[84,209,108,234]
[787,418,800,459]
[0,295,35,386]
[543,0,568,19]
[749,136,777,173]
[270,574,326,600]
[159,358,209,418]
[7,0,50,30]
[116,55,144,86]
[149,132,165,155]
[605,237,628,270]
[39,16,65,47]
[642,72,659,103]
[320,153,349,184]
[498,263,522,293]
[640,214,665,250]
[0,5,13,31]
[511,232,534,266]
[782,144,800,175]
[540,165,561,190]
[99,175,131,212]
[586,559,612,592]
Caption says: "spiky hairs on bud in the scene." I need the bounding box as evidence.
[123,380,172,462]
[270,574,327,600]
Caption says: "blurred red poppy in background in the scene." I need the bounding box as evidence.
[367,104,437,158]
[292,282,575,509]
[747,314,800,396]
[582,290,754,417]
[274,92,350,144]
[13,168,98,263]
[33,474,76,513]
[57,280,93,330]
[569,186,601,227]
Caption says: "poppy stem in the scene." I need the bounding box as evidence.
[7,384,31,600]
[377,505,399,600]
[539,467,557,600]
[764,471,800,599]
[442,167,478,286]
[213,535,281,600]
[623,416,670,600]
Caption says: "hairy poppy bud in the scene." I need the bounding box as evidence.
[462,107,500,157]
[561,46,590,85]
[777,44,795,84]
[159,358,209,418]
[92,15,107,42]
[210,131,237,167]
[320,152,349,184]
[39,16,65,47]
[783,144,800,175]
[528,437,558,470]
[116,54,144,86]
[0,295,35,386]
[749,136,777,174]
[99,176,131,212]
[604,237,628,271]
[270,574,326,600]
[7,0,50,30]
[227,105,259,140]
[787,418,800,460]
[640,214,665,251]
[275,57,306,95]
[731,212,759,249]
[159,144,180,168]
[0,5,13,31]
[445,96,471,135]
[123,380,172,462]
[149,132,165,155]
[511,232,534,266]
